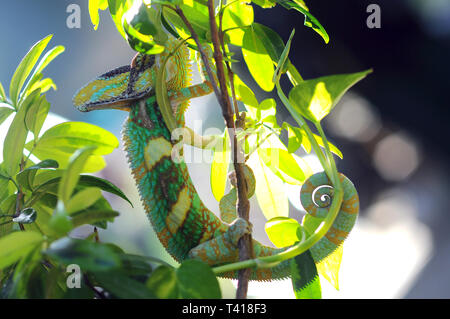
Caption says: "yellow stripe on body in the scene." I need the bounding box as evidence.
[144,137,173,171]
[166,186,191,234]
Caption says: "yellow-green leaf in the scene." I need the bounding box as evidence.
[0,231,44,269]
[211,130,230,202]
[242,25,275,92]
[9,35,52,107]
[58,146,97,204]
[247,151,288,220]
[265,217,302,248]
[288,70,372,123]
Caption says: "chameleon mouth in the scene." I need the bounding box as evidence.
[75,99,132,112]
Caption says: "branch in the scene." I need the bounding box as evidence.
[174,4,253,299]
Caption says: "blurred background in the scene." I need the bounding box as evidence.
[0,0,448,298]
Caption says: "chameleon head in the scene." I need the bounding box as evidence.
[73,38,191,113]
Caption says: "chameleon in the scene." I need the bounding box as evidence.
[73,38,359,281]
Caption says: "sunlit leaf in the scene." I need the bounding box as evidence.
[265,217,302,247]
[222,0,254,46]
[211,130,230,202]
[108,0,133,39]
[242,25,275,92]
[25,94,50,138]
[290,250,321,299]
[0,82,6,102]
[9,35,52,107]
[30,121,119,156]
[3,89,40,176]
[89,0,109,30]
[289,70,372,123]
[258,148,307,185]
[21,45,64,101]
[123,2,166,54]
[247,150,288,219]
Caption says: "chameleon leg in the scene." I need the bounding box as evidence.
[188,218,252,265]
[168,43,217,107]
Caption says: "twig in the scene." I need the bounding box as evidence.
[175,3,253,298]
[206,0,252,299]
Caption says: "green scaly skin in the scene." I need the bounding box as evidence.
[74,38,360,281]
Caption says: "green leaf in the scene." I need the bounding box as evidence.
[0,231,44,269]
[26,78,57,97]
[108,0,133,39]
[119,253,154,278]
[123,3,166,55]
[273,29,295,83]
[177,260,221,299]
[290,250,321,299]
[258,148,307,185]
[316,244,343,290]
[277,0,329,44]
[16,159,59,191]
[242,25,275,92]
[0,82,6,102]
[301,213,343,290]
[9,35,52,106]
[234,75,258,107]
[283,122,302,153]
[251,23,285,64]
[66,187,102,214]
[49,201,73,235]
[58,147,97,204]
[289,70,372,123]
[265,217,302,248]
[94,272,156,299]
[0,106,14,126]
[210,130,230,202]
[30,121,119,156]
[45,237,121,272]
[312,133,343,159]
[89,0,109,30]
[25,94,50,138]
[71,210,119,228]
[2,89,41,176]
[146,265,179,299]
[78,175,132,206]
[163,3,210,43]
[26,144,106,173]
[21,45,65,101]
[12,208,37,224]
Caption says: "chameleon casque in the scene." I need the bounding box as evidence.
[73,38,359,281]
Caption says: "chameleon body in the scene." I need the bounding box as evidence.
[74,39,359,281]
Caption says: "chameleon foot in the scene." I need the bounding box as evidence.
[226,218,252,247]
